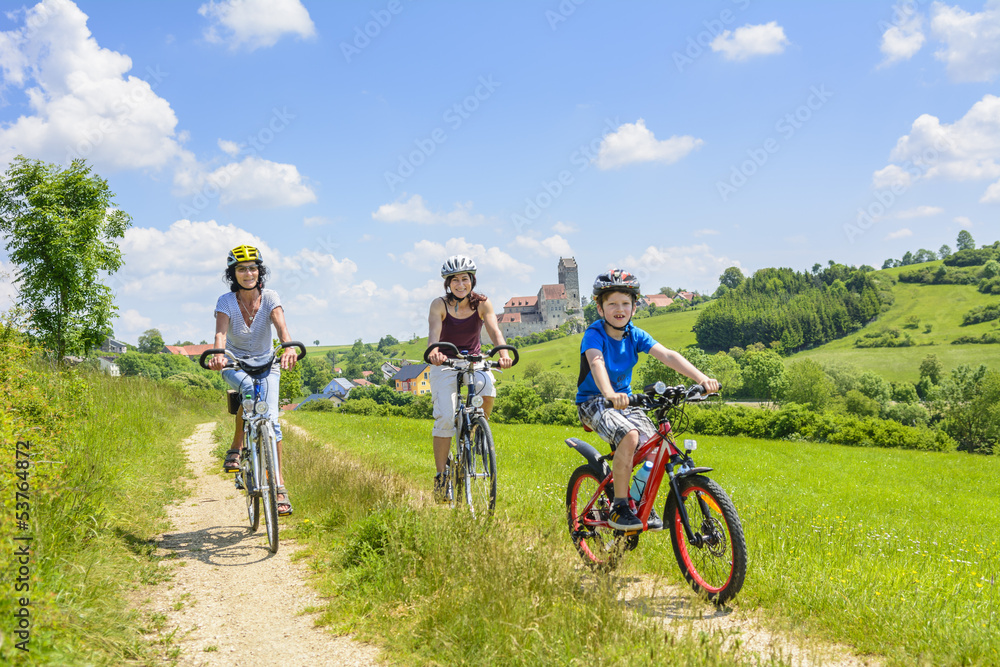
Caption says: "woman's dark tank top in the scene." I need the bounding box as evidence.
[440,300,483,357]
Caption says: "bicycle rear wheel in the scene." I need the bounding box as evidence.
[455,432,473,509]
[566,465,633,571]
[665,475,747,605]
[259,422,280,554]
[242,426,259,532]
[468,416,496,516]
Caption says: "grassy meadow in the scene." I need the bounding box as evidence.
[282,410,1000,666]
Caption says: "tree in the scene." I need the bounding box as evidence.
[659,287,677,297]
[956,230,975,252]
[279,363,303,404]
[718,266,745,290]
[533,370,574,402]
[938,244,952,259]
[138,328,165,354]
[740,348,786,405]
[377,334,399,352]
[313,339,320,346]
[0,157,131,360]
[583,300,599,325]
[781,359,833,410]
[919,354,943,385]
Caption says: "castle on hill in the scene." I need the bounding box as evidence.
[496,257,583,339]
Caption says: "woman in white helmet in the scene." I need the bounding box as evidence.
[426,255,512,502]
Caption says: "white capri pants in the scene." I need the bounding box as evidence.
[429,363,496,438]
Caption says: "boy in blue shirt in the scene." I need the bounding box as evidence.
[577,269,720,531]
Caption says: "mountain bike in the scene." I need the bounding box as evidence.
[424,341,519,516]
[566,382,747,605]
[200,341,306,554]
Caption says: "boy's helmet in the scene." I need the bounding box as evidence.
[441,255,477,278]
[593,269,640,298]
[228,244,262,267]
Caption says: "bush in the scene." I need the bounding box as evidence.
[299,398,336,412]
[532,400,580,426]
[844,389,881,417]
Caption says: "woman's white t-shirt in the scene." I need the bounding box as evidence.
[214,289,282,358]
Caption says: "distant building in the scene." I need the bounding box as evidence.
[97,357,120,377]
[102,337,127,354]
[391,363,431,395]
[497,257,583,339]
[164,343,216,360]
[641,294,674,309]
[321,378,357,399]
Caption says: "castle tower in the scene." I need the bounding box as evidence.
[558,257,580,313]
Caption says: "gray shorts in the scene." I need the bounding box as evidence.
[577,397,658,450]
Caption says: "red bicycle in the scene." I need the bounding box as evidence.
[566,382,747,605]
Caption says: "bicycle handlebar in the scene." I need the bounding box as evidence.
[423,342,519,367]
[199,341,307,370]
[602,382,721,409]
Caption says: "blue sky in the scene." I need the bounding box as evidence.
[1,0,998,346]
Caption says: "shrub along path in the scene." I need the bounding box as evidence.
[138,422,379,666]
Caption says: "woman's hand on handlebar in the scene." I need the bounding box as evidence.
[495,351,513,369]
[280,346,298,370]
[427,347,449,366]
[208,353,228,371]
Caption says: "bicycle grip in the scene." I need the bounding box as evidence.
[199,348,228,370]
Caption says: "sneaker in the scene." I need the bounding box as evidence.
[646,507,664,531]
[433,473,452,503]
[608,501,643,531]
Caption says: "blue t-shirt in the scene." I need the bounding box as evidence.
[576,319,657,403]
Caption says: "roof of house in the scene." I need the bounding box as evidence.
[503,295,537,308]
[540,284,567,300]
[105,337,128,347]
[353,378,373,386]
[643,294,674,308]
[676,291,694,301]
[559,257,577,268]
[391,363,429,382]
[164,343,216,356]
[499,312,521,323]
[322,378,356,395]
[361,370,373,376]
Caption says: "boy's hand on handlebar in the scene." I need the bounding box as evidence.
[428,348,448,366]
[700,378,720,394]
[606,392,630,410]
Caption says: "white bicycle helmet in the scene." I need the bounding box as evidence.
[441,255,477,278]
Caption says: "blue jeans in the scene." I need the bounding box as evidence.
[222,365,283,442]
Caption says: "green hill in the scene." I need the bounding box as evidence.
[791,262,1000,382]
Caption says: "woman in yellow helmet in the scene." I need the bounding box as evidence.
[208,244,298,515]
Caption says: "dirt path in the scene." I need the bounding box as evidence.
[140,422,380,666]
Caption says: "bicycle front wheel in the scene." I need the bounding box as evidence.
[259,421,280,554]
[665,475,747,605]
[468,416,497,516]
[567,465,631,572]
[242,426,259,532]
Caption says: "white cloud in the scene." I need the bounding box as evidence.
[391,238,532,278]
[710,21,789,61]
[981,180,1000,202]
[875,94,1000,199]
[619,244,740,293]
[896,205,944,218]
[115,308,152,336]
[931,0,1000,83]
[199,0,316,51]
[552,221,578,234]
[511,234,573,258]
[594,119,702,170]
[954,215,973,227]
[879,3,926,66]
[174,156,316,208]
[372,195,488,226]
[885,228,913,240]
[0,0,189,170]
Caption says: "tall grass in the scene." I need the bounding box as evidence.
[0,333,216,665]
[280,416,769,666]
[285,411,1000,666]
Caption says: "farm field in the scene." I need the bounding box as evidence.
[285,410,1000,666]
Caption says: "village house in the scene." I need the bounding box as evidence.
[391,363,431,395]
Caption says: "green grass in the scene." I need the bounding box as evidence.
[0,338,217,666]
[791,264,1000,381]
[283,411,1000,666]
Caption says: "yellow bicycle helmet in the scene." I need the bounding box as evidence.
[227,244,262,267]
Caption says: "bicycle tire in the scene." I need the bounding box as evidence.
[665,475,747,605]
[242,427,259,532]
[259,421,280,554]
[455,431,473,509]
[468,416,497,516]
[566,465,634,572]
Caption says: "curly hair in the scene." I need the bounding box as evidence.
[443,274,486,311]
[224,262,269,292]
